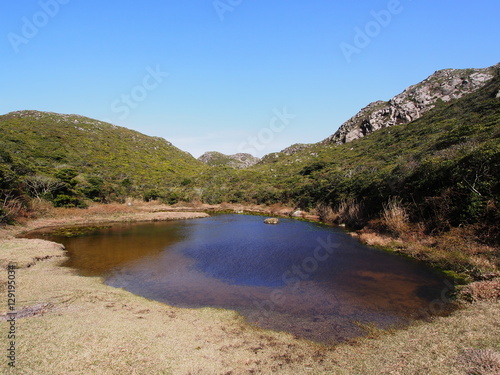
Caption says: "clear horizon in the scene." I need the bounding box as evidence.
[1,0,499,158]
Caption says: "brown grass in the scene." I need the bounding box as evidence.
[458,279,500,303]
[0,196,28,224]
[315,203,339,223]
[382,197,409,236]
[456,349,500,375]
[337,198,365,228]
[357,221,500,282]
[0,201,499,374]
[1,237,499,374]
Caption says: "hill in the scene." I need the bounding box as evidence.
[323,63,499,145]
[198,151,260,169]
[1,64,499,248]
[0,111,205,213]
[243,71,500,240]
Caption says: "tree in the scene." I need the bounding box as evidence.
[24,175,64,201]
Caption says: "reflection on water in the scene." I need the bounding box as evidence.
[29,215,454,343]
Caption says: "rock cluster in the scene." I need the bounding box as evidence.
[198,151,261,169]
[264,218,279,224]
[323,63,499,145]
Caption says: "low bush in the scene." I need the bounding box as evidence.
[456,348,500,375]
[337,198,365,228]
[53,194,88,209]
[382,197,409,236]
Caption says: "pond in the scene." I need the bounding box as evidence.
[29,214,454,343]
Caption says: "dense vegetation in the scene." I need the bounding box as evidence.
[198,151,260,169]
[260,75,499,238]
[0,111,207,220]
[203,75,499,244]
[1,74,499,251]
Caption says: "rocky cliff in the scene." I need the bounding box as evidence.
[198,151,261,169]
[323,63,500,144]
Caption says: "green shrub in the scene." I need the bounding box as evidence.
[53,194,88,208]
[143,189,161,202]
[161,192,180,205]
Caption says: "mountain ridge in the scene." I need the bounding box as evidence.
[198,151,260,169]
[0,110,205,202]
[322,62,500,145]
[1,63,498,228]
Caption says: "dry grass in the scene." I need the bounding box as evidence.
[0,238,499,374]
[0,196,29,225]
[357,222,499,282]
[0,202,499,374]
[456,349,500,375]
[458,279,500,303]
[337,198,365,228]
[382,197,409,236]
[49,202,138,217]
[315,203,339,224]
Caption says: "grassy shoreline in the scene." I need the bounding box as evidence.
[0,202,499,374]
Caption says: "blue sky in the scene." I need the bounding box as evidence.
[1,0,499,158]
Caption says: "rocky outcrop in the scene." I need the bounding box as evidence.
[280,143,312,156]
[198,151,261,169]
[260,144,315,164]
[323,63,500,144]
[264,218,279,224]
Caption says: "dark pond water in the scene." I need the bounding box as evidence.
[29,214,454,343]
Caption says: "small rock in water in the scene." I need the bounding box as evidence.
[264,218,279,224]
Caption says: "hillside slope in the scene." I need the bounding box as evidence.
[323,63,499,145]
[198,151,260,169]
[0,111,205,203]
[246,71,500,242]
[1,64,499,239]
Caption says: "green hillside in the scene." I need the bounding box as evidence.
[198,151,260,169]
[216,73,500,243]
[1,72,499,246]
[0,111,205,213]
